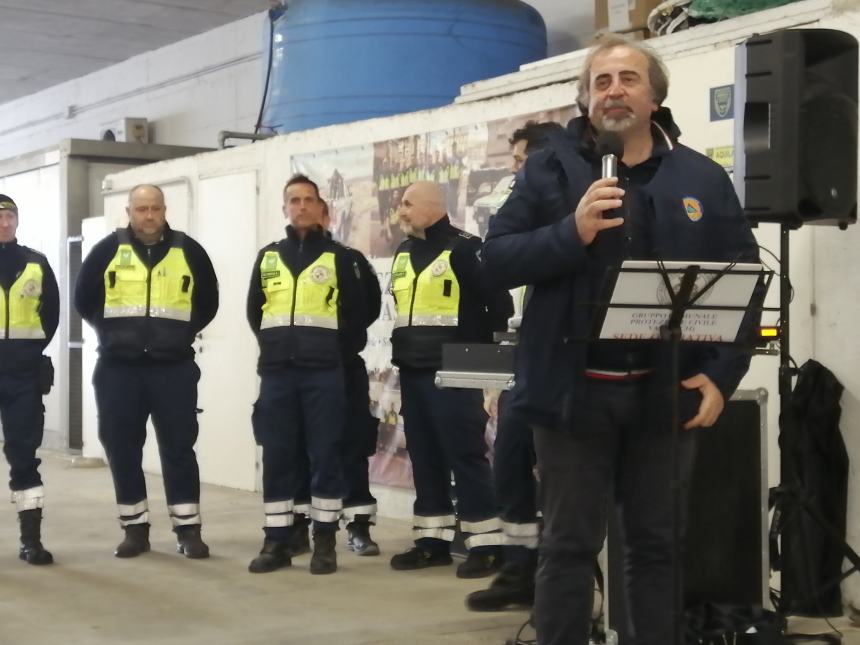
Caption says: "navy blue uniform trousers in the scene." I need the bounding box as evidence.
[495,389,539,563]
[253,366,345,537]
[94,359,201,512]
[399,368,500,549]
[293,359,378,522]
[0,372,44,492]
[532,379,696,645]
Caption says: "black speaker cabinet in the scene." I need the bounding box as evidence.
[604,389,769,643]
[736,29,858,228]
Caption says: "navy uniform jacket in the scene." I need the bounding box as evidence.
[0,240,59,374]
[482,109,762,430]
[328,234,382,364]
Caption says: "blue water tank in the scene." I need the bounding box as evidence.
[261,0,547,133]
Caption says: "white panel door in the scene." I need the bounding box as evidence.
[80,216,110,461]
[193,172,260,491]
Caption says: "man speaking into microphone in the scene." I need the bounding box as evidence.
[482,35,761,645]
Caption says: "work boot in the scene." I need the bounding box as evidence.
[466,562,536,611]
[309,529,337,575]
[456,547,503,579]
[390,545,452,571]
[115,523,150,558]
[18,509,53,565]
[175,525,210,559]
[248,539,292,573]
[288,514,311,557]
[346,519,380,556]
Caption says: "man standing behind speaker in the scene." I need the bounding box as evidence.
[483,35,761,645]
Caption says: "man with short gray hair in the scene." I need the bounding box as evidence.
[484,35,760,644]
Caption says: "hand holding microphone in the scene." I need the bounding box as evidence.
[574,131,626,246]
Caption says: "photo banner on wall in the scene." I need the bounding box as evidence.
[293,106,577,488]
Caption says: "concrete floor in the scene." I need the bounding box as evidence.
[0,452,528,645]
[1,452,859,645]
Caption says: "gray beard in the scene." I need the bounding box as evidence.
[600,113,637,132]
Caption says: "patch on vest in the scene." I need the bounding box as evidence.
[117,249,135,268]
[21,279,41,297]
[431,259,449,277]
[391,255,409,281]
[310,265,332,284]
[683,197,703,222]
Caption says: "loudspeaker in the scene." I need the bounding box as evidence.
[735,29,858,228]
[605,389,769,642]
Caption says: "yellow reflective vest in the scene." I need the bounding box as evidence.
[390,245,460,329]
[103,229,193,322]
[259,250,339,330]
[0,261,46,340]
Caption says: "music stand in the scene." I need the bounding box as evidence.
[595,259,772,645]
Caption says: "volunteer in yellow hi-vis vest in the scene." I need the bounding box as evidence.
[75,184,219,560]
[468,120,568,611]
[287,200,384,560]
[387,181,513,578]
[246,174,367,576]
[0,194,59,565]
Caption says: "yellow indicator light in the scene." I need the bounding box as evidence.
[758,327,779,338]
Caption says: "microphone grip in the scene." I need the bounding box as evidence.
[601,154,617,180]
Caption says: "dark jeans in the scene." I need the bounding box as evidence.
[0,372,44,492]
[532,379,696,645]
[94,359,201,512]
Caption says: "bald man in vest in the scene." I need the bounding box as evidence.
[388,181,512,578]
[0,194,59,565]
[75,184,219,559]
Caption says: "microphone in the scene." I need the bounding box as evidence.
[596,131,624,179]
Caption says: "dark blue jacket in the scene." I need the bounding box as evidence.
[482,110,762,430]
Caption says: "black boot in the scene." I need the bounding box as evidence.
[456,546,503,579]
[288,514,311,557]
[248,539,292,573]
[175,524,210,559]
[115,523,150,558]
[466,562,536,611]
[18,509,53,565]
[346,518,380,556]
[310,529,337,575]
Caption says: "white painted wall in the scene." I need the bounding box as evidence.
[0,13,266,158]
